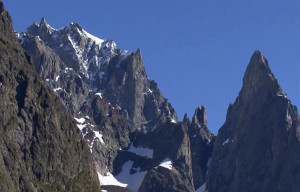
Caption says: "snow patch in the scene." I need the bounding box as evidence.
[127,143,153,158]
[101,40,117,53]
[64,67,73,73]
[83,29,105,45]
[196,182,207,192]
[171,119,177,124]
[76,124,87,132]
[53,87,62,92]
[93,130,105,144]
[277,94,287,98]
[55,75,60,82]
[67,34,88,76]
[74,117,86,124]
[121,50,132,58]
[95,92,103,98]
[36,36,42,42]
[222,138,230,145]
[17,32,26,44]
[115,161,147,191]
[98,172,126,188]
[159,158,173,170]
[16,32,23,41]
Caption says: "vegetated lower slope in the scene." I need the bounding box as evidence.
[0,2,100,191]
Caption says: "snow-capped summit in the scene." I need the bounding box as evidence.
[19,18,126,90]
[17,18,177,131]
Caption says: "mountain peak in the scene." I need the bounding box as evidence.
[40,17,47,25]
[68,22,82,31]
[241,50,282,100]
[191,106,207,128]
[34,17,56,35]
[39,17,53,29]
[33,20,38,26]
[135,48,142,57]
[248,50,268,69]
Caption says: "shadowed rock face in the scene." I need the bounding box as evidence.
[0,2,100,192]
[137,119,194,192]
[207,51,300,192]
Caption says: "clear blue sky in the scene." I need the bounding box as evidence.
[4,0,300,135]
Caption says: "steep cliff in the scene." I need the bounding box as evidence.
[0,2,100,191]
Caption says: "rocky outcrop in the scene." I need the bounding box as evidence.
[0,2,100,192]
[206,51,300,192]
[137,119,194,192]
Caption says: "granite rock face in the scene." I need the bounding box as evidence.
[206,51,300,192]
[0,2,100,192]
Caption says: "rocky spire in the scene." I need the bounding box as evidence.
[188,106,215,189]
[39,17,54,32]
[40,17,47,26]
[191,106,207,128]
[183,113,190,126]
[240,50,282,101]
[207,51,300,192]
[189,106,213,141]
